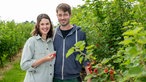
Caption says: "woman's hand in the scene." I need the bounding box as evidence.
[32,51,56,68]
[45,51,56,61]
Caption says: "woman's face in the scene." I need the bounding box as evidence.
[39,18,51,36]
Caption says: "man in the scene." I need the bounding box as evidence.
[53,3,91,82]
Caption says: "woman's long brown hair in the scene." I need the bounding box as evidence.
[31,13,53,39]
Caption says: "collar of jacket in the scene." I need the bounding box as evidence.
[56,24,81,37]
[35,34,53,42]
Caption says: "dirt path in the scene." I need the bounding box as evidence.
[0,49,22,80]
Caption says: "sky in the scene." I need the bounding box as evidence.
[0,0,84,25]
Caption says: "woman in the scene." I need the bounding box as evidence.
[20,13,56,82]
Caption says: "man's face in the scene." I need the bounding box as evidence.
[57,10,71,26]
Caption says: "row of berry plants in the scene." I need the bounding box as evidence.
[70,0,146,81]
[0,21,34,67]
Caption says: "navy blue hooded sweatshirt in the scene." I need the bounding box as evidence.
[53,25,87,80]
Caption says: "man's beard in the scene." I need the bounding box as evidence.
[61,21,69,26]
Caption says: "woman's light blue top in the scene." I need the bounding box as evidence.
[20,35,55,82]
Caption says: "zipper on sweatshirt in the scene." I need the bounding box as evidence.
[61,39,65,80]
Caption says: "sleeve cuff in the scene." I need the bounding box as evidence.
[27,60,37,72]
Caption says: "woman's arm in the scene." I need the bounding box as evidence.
[31,52,56,68]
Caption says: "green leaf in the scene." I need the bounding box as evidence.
[75,54,81,61]
[79,45,85,51]
[86,45,95,50]
[101,58,110,64]
[75,41,85,47]
[128,66,142,75]
[84,74,92,80]
[125,46,138,56]
[121,59,130,66]
[113,58,123,63]
[66,47,74,58]
[123,27,143,36]
[127,0,135,2]
[119,37,133,45]
[79,56,84,64]
[137,36,146,44]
